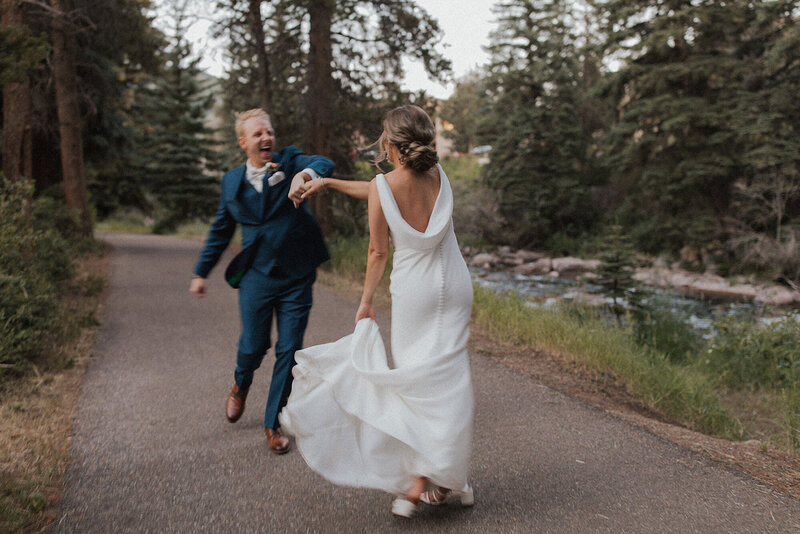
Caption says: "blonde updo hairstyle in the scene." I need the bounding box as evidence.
[374,105,439,173]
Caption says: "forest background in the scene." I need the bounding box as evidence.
[2,0,800,528]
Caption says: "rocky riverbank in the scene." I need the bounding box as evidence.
[462,246,800,308]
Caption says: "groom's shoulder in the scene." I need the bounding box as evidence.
[277,145,303,160]
[222,165,246,182]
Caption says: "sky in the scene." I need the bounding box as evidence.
[398,1,495,98]
[180,0,496,100]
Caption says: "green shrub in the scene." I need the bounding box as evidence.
[702,314,800,390]
[0,274,58,372]
[633,307,701,364]
[0,176,97,378]
[472,286,740,438]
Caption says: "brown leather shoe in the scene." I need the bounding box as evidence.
[225,384,248,423]
[265,427,290,454]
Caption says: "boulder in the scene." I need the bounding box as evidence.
[531,258,552,273]
[501,256,525,266]
[551,257,601,274]
[688,281,758,300]
[515,249,545,262]
[469,252,498,268]
[512,263,537,276]
[756,286,800,306]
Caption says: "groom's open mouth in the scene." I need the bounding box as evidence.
[259,145,272,155]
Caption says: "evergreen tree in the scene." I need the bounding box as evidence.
[482,0,595,249]
[439,71,488,154]
[213,0,450,168]
[9,0,162,217]
[596,0,758,253]
[596,223,638,324]
[131,4,222,233]
[727,0,800,283]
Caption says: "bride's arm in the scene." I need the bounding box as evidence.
[302,177,370,200]
[355,179,389,322]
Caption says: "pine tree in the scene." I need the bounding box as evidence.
[439,71,488,154]
[596,0,758,253]
[727,1,800,283]
[596,223,638,324]
[130,5,222,233]
[482,0,595,249]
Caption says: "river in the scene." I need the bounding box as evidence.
[470,266,800,335]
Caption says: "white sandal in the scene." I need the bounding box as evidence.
[391,497,418,518]
[420,484,474,507]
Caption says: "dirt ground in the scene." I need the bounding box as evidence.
[468,326,800,500]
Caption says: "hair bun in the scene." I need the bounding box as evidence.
[404,141,438,173]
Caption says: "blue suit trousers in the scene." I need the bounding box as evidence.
[235,267,315,429]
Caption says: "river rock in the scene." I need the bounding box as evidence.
[469,252,498,268]
[515,249,545,262]
[531,258,553,273]
[512,263,537,275]
[755,286,800,306]
[499,255,524,266]
[551,257,601,274]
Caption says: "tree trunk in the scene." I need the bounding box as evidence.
[305,0,335,235]
[50,0,92,236]
[248,0,273,115]
[2,0,33,184]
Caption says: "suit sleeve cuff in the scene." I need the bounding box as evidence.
[302,167,322,181]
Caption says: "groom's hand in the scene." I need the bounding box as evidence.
[288,172,309,208]
[190,276,206,298]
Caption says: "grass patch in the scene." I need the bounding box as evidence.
[472,286,742,439]
[97,214,240,245]
[318,235,392,305]
[0,253,105,532]
[439,156,483,184]
[698,314,800,451]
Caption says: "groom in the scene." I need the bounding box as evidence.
[190,108,333,454]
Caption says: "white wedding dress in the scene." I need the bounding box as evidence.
[280,164,474,495]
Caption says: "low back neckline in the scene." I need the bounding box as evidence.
[377,165,443,234]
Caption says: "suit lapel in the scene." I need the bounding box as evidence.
[224,166,261,224]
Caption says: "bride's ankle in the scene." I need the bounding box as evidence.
[405,476,427,503]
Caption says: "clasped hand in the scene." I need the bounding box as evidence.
[288,173,326,208]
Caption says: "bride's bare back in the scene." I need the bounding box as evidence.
[383,165,441,233]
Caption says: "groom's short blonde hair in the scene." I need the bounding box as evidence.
[234,109,272,138]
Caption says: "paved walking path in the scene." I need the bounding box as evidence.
[56,232,800,532]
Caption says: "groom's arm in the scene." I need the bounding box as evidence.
[284,146,335,207]
[293,152,335,179]
[194,199,236,277]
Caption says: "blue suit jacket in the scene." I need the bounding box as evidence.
[194,146,334,281]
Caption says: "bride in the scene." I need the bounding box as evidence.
[281,105,474,518]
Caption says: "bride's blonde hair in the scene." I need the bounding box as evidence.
[374,105,438,173]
